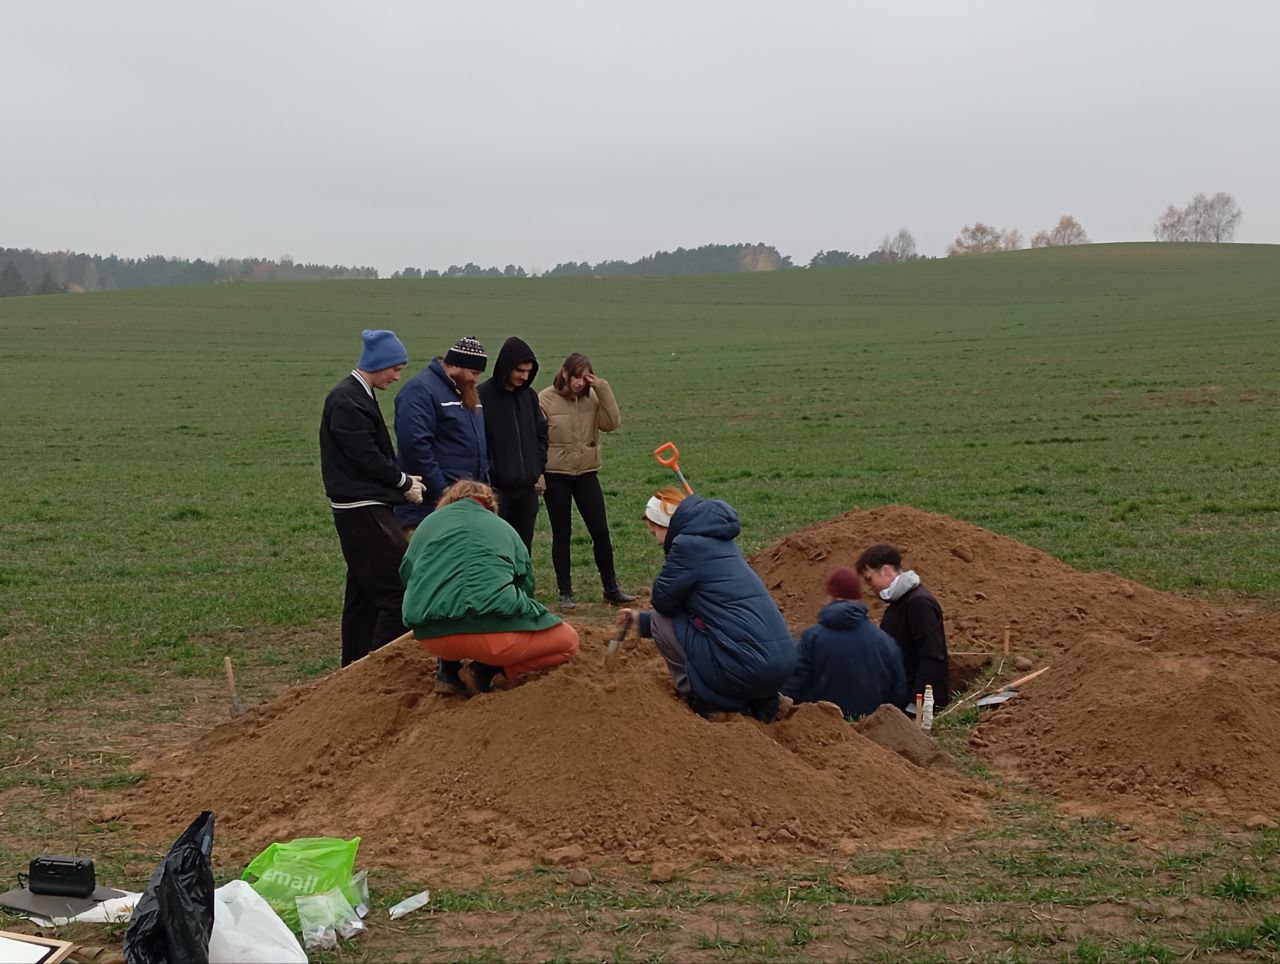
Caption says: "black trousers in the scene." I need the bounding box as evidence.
[543,471,616,594]
[496,485,540,554]
[332,504,408,667]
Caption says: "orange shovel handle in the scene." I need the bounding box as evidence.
[653,441,693,494]
[653,441,680,469]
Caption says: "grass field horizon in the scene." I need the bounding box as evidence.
[2,242,1278,699]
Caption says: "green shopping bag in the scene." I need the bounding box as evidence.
[242,836,361,931]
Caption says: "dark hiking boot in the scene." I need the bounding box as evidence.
[741,693,783,723]
[603,585,636,604]
[559,592,576,611]
[460,661,501,695]
[434,660,466,697]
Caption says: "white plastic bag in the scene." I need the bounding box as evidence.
[208,880,307,964]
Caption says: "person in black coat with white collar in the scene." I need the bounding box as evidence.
[319,329,424,666]
[856,543,950,707]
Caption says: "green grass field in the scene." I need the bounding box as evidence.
[2,242,1279,961]
[3,243,1276,673]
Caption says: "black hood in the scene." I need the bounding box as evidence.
[490,336,539,393]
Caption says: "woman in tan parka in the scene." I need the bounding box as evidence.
[538,352,636,610]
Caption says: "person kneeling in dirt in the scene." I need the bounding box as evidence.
[781,566,908,719]
[855,543,950,708]
[401,479,579,695]
[618,487,797,721]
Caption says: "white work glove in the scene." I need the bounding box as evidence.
[405,475,425,504]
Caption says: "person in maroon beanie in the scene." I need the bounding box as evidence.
[781,565,909,718]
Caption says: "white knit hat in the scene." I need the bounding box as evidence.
[645,495,675,527]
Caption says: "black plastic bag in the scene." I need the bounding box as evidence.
[123,810,216,964]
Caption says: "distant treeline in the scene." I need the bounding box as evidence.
[0,247,377,296]
[392,240,924,279]
[2,237,920,298]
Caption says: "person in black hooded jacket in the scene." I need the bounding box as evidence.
[478,337,548,551]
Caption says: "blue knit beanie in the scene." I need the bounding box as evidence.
[358,329,408,371]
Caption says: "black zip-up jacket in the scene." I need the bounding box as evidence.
[319,374,410,505]
[878,583,951,707]
[478,337,548,491]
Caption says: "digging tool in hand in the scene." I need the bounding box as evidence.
[653,442,694,494]
[224,655,246,718]
[605,612,632,673]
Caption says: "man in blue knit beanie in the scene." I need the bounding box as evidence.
[320,329,425,666]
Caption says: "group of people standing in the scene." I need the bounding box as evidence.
[319,330,633,680]
[319,327,950,720]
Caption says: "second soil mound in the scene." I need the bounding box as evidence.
[752,504,1280,823]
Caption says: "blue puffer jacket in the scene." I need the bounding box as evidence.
[394,358,489,527]
[783,601,909,718]
[646,496,797,712]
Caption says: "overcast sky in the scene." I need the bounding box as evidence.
[3,1,1276,272]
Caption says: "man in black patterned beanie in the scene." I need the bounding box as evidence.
[394,335,491,534]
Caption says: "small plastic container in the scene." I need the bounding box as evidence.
[388,889,431,920]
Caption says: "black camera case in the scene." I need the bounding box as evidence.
[28,855,96,898]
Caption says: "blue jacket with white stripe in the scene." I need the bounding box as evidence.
[394,358,489,527]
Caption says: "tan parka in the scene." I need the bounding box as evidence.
[538,378,621,475]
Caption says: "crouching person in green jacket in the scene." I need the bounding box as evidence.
[401,479,579,696]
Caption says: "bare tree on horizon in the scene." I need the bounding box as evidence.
[1032,215,1090,247]
[947,223,1023,256]
[1153,192,1242,242]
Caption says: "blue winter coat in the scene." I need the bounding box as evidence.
[783,601,909,719]
[394,358,489,527]
[647,496,797,712]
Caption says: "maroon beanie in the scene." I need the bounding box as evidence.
[826,565,862,601]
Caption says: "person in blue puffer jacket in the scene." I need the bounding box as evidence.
[393,336,490,533]
[782,566,909,718]
[618,487,797,721]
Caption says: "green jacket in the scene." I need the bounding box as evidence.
[400,498,561,638]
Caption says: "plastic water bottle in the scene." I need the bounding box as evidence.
[921,685,935,732]
[388,889,430,920]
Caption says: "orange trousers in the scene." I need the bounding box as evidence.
[419,622,579,679]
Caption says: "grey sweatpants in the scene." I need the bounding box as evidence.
[644,612,690,697]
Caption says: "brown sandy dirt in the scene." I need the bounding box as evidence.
[855,704,950,770]
[751,504,1280,823]
[125,624,981,875]
[123,502,1280,882]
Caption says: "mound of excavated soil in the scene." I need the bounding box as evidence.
[979,622,1280,821]
[856,705,949,770]
[128,626,979,876]
[751,505,1280,822]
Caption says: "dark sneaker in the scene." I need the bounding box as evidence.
[434,661,466,697]
[603,586,637,604]
[559,592,576,611]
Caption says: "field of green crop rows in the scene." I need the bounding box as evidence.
[1,243,1277,715]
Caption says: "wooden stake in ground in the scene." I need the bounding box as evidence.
[1003,625,1011,655]
[224,655,246,718]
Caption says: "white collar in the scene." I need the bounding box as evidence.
[351,370,374,398]
[880,569,921,602]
